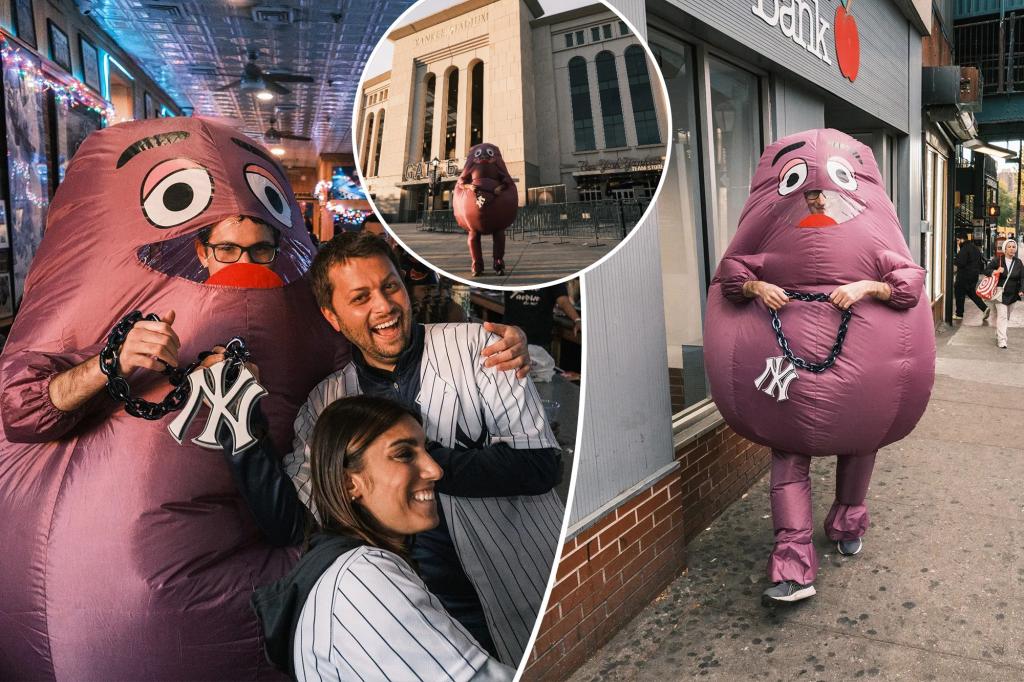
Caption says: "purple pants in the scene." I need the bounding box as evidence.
[468,229,506,271]
[768,450,876,584]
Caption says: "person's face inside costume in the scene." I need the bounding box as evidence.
[804,190,827,215]
[195,216,279,277]
[321,254,414,371]
[346,415,441,538]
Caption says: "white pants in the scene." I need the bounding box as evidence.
[989,288,1011,346]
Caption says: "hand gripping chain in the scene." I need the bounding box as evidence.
[768,291,852,374]
[99,311,250,420]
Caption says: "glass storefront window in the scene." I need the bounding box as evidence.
[707,55,762,263]
[652,34,765,419]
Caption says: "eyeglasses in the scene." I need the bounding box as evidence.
[203,241,279,264]
[804,190,824,200]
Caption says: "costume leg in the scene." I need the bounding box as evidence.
[467,230,483,273]
[492,228,506,263]
[824,452,876,541]
[767,450,818,584]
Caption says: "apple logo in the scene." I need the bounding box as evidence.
[834,0,860,81]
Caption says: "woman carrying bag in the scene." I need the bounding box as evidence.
[983,239,1024,348]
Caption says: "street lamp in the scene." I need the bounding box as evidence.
[428,156,441,216]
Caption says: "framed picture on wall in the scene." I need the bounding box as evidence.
[47,20,71,72]
[144,92,155,119]
[78,35,101,92]
[12,0,37,49]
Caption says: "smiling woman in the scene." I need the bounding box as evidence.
[253,395,515,681]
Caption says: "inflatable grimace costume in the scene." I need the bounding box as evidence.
[453,142,517,276]
[704,128,935,585]
[0,117,348,679]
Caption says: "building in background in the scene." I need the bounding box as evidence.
[355,0,668,222]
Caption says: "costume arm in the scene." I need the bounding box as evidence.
[875,250,926,309]
[711,253,768,303]
[0,345,108,443]
[325,549,512,681]
[218,405,306,546]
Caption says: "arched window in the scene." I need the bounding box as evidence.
[444,69,459,159]
[372,110,385,177]
[470,62,484,147]
[568,57,595,152]
[362,112,374,177]
[595,51,625,148]
[422,74,435,162]
[625,46,661,145]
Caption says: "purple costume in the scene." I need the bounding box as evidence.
[704,129,935,584]
[453,142,518,274]
[0,118,346,679]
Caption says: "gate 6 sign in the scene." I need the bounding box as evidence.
[751,0,861,82]
[167,360,268,455]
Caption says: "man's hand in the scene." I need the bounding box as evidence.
[829,280,891,310]
[48,309,181,413]
[481,322,531,379]
[200,344,260,381]
[119,310,180,373]
[743,281,789,311]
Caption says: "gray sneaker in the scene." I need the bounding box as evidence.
[837,538,863,556]
[983,307,991,321]
[762,580,816,605]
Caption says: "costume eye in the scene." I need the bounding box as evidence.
[141,160,213,228]
[244,164,291,227]
[486,148,495,157]
[474,149,482,158]
[827,157,857,190]
[777,159,807,196]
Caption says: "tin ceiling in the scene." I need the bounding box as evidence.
[81,0,412,168]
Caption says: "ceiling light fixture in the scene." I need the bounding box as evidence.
[271,147,286,156]
[256,90,274,101]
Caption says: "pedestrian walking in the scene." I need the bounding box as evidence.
[953,235,988,320]
[983,239,1024,348]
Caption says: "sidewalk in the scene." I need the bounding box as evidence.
[387,223,618,286]
[568,302,1024,681]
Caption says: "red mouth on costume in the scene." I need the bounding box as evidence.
[797,213,839,228]
[206,262,285,288]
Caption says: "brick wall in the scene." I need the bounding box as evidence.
[522,420,770,680]
[675,424,770,544]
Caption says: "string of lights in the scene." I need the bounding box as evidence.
[1,34,113,121]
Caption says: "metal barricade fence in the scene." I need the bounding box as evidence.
[416,199,649,242]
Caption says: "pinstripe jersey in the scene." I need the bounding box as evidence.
[293,545,515,682]
[284,323,565,666]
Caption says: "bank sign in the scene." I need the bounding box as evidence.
[751,0,861,82]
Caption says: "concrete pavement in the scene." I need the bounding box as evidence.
[387,223,618,286]
[567,302,1024,681]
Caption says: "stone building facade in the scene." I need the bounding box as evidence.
[355,0,667,222]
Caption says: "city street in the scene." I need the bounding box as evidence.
[388,223,618,286]
[567,304,1024,681]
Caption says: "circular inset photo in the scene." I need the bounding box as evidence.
[354,0,671,288]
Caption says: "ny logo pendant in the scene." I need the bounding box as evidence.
[167,360,268,456]
[755,356,798,402]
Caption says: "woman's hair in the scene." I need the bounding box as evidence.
[309,395,423,558]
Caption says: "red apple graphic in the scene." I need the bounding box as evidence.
[835,0,860,82]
